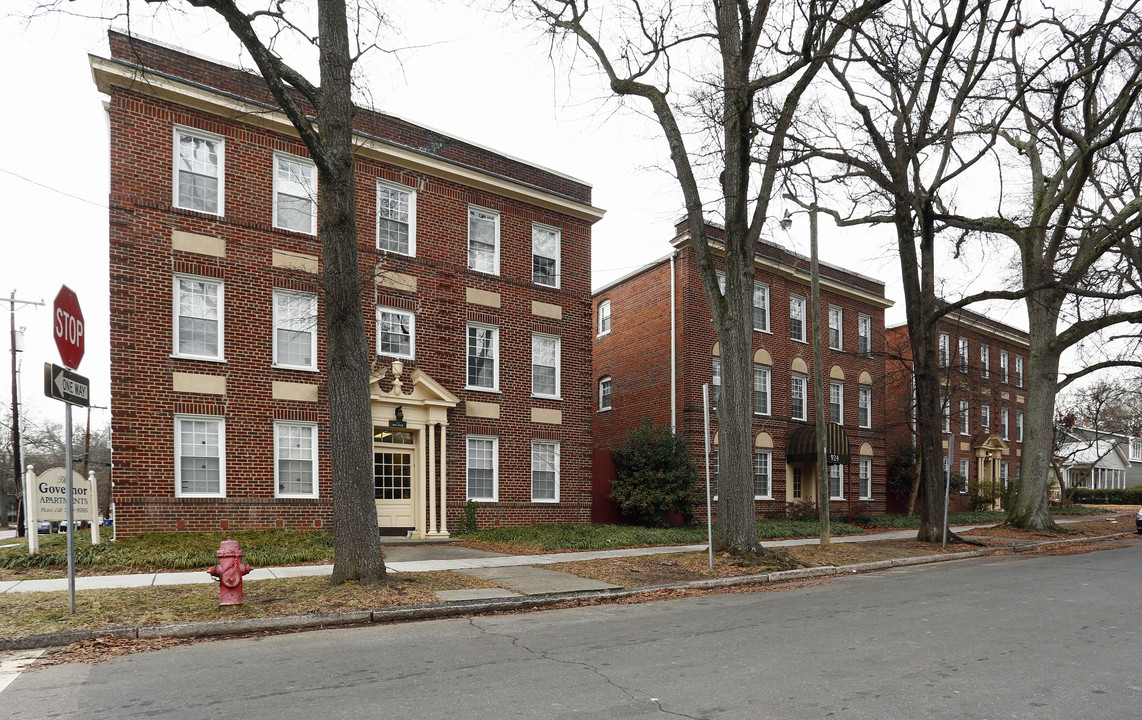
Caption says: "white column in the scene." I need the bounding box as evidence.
[416,427,427,538]
[426,423,438,535]
[25,465,38,555]
[439,424,449,536]
[89,471,101,546]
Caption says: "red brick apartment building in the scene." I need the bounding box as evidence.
[884,310,1030,511]
[593,220,893,519]
[91,32,603,537]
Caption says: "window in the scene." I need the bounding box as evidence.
[791,466,803,499]
[1000,350,1009,383]
[532,224,560,287]
[941,396,950,434]
[712,448,720,498]
[275,422,317,498]
[1015,356,1024,388]
[981,403,991,430]
[274,290,317,369]
[960,400,970,435]
[753,282,770,332]
[829,464,844,500]
[377,307,415,360]
[790,295,806,342]
[753,365,771,415]
[597,300,611,337]
[859,457,872,500]
[532,334,560,398]
[830,381,844,425]
[468,206,499,274]
[828,306,843,350]
[377,181,415,255]
[1016,411,1024,443]
[466,324,498,390]
[858,314,872,356]
[754,450,772,499]
[466,436,498,501]
[174,275,223,360]
[174,127,223,215]
[175,416,224,497]
[938,333,950,367]
[712,358,721,408]
[1000,461,1009,488]
[958,337,969,373]
[598,376,612,411]
[716,271,726,294]
[858,386,872,428]
[273,153,316,234]
[959,459,970,491]
[531,440,559,502]
[1131,439,1142,462]
[1001,408,1009,440]
[981,345,990,378]
[792,373,807,421]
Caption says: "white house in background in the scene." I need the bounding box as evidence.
[1055,434,1131,490]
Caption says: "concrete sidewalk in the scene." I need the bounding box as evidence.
[0,515,1127,597]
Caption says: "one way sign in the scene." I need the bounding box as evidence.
[44,363,90,407]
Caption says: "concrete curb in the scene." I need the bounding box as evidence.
[1,533,1132,652]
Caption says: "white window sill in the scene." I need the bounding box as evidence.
[597,331,611,339]
[377,354,415,363]
[791,337,808,345]
[272,364,318,372]
[754,412,771,417]
[175,493,226,499]
[174,204,223,218]
[171,354,226,364]
[598,407,612,413]
[531,498,559,504]
[467,497,498,503]
[829,345,842,352]
[534,282,560,290]
[468,268,500,277]
[532,395,563,401]
[754,496,773,501]
[465,386,501,394]
[274,224,316,237]
[753,328,772,335]
[275,493,319,500]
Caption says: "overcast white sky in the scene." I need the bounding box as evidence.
[1,1,1029,424]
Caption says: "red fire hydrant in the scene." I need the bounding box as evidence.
[207,539,253,606]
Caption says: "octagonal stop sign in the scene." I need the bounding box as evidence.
[53,285,85,370]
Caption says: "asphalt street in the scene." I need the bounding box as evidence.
[2,541,1138,719]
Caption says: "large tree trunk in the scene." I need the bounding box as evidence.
[318,1,387,584]
[1007,291,1062,531]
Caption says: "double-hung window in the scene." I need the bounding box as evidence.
[938,333,950,367]
[1000,350,1009,383]
[829,464,844,500]
[273,153,316,234]
[858,314,871,356]
[960,399,970,435]
[828,306,843,350]
[791,374,808,421]
[790,295,806,342]
[597,300,611,337]
[377,307,415,360]
[1015,356,1024,388]
[174,275,223,360]
[531,334,560,398]
[959,458,970,488]
[1001,408,1009,440]
[958,337,969,373]
[174,127,223,215]
[275,422,317,498]
[377,181,415,255]
[532,223,560,287]
[858,386,872,428]
[1016,411,1024,443]
[753,282,770,332]
[273,290,317,369]
[981,403,991,430]
[531,440,559,502]
[175,416,224,497]
[466,324,498,390]
[598,376,612,411]
[468,206,499,274]
[981,345,990,378]
[830,381,844,425]
[754,450,772,499]
[941,395,950,434]
[466,436,498,501]
[859,457,872,500]
[1130,439,1142,462]
[712,358,721,408]
[753,365,771,415]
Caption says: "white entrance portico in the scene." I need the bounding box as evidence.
[370,361,459,538]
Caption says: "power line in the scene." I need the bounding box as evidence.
[0,166,107,210]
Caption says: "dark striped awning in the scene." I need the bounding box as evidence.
[786,423,850,465]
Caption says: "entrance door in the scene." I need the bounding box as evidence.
[374,448,415,530]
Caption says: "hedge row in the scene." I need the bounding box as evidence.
[1069,487,1142,505]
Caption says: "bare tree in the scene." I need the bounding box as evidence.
[516,0,888,554]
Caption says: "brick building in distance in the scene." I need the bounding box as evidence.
[884,310,1030,512]
[92,31,603,537]
[592,220,893,519]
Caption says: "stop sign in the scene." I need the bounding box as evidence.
[53,285,85,370]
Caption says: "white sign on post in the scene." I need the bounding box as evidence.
[24,466,101,555]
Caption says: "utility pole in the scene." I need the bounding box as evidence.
[7,292,44,534]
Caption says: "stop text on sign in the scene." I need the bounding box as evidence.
[55,307,84,347]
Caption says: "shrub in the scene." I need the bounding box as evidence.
[783,500,819,521]
[609,421,699,527]
[458,499,479,534]
[1069,487,1142,505]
